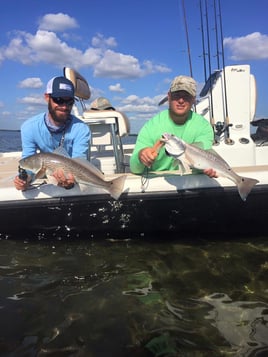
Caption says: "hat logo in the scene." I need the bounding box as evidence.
[59,83,72,91]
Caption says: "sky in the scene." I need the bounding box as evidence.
[0,0,268,132]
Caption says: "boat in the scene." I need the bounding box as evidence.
[1,64,268,240]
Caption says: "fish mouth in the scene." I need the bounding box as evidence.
[160,133,172,143]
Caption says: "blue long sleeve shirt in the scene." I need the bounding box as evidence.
[20,112,91,159]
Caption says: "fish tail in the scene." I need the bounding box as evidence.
[108,175,126,200]
[237,177,259,201]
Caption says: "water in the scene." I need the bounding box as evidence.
[0,238,268,356]
[0,130,22,152]
[1,130,268,356]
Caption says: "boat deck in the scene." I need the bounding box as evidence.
[0,152,21,188]
[1,150,268,200]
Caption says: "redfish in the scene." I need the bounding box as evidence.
[161,133,259,201]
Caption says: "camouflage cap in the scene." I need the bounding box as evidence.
[169,75,196,97]
[90,97,115,110]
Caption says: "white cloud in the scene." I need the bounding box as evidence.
[38,13,79,32]
[118,94,161,115]
[109,83,124,92]
[93,49,144,78]
[18,77,43,89]
[0,30,168,78]
[19,94,46,105]
[224,32,268,60]
[93,49,170,79]
[0,13,171,81]
[4,34,35,65]
[92,33,117,48]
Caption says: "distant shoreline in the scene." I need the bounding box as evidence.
[0,129,20,132]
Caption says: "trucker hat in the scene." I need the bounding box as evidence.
[46,76,75,98]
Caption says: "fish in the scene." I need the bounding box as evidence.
[19,152,126,200]
[161,133,259,201]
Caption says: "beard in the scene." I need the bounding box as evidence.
[48,100,71,125]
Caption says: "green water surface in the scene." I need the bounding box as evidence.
[0,237,267,356]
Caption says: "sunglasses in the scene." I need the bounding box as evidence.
[170,92,193,102]
[50,96,74,106]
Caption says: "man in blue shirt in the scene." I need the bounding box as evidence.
[14,76,91,190]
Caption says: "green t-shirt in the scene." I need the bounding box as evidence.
[130,109,214,174]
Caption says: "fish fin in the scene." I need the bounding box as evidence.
[53,147,70,157]
[173,159,185,175]
[34,167,47,180]
[73,158,105,180]
[206,148,225,158]
[176,154,193,175]
[180,160,192,174]
[191,142,205,149]
[191,143,224,159]
[171,159,181,171]
[237,177,259,201]
[107,175,126,200]
[46,174,59,185]
[190,143,223,159]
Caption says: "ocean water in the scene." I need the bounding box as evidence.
[0,130,268,356]
[0,130,22,152]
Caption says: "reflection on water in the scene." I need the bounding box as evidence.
[199,293,268,356]
[0,237,268,356]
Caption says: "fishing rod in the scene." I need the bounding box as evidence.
[218,0,233,144]
[182,0,193,78]
[204,0,215,131]
[181,0,197,112]
[213,0,220,69]
[199,0,207,82]
[158,0,193,107]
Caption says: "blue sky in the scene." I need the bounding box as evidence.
[0,0,268,131]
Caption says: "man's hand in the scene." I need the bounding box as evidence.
[139,147,158,167]
[203,168,218,178]
[14,175,31,191]
[53,168,75,189]
[139,140,164,168]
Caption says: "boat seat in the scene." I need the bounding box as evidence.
[63,67,91,113]
[83,109,130,137]
[82,110,131,173]
[63,66,131,173]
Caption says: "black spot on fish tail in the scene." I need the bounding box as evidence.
[108,175,126,200]
[237,176,259,201]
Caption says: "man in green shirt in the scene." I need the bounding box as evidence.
[130,75,217,177]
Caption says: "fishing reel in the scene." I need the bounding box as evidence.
[18,166,28,181]
[215,121,225,137]
[215,121,233,138]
